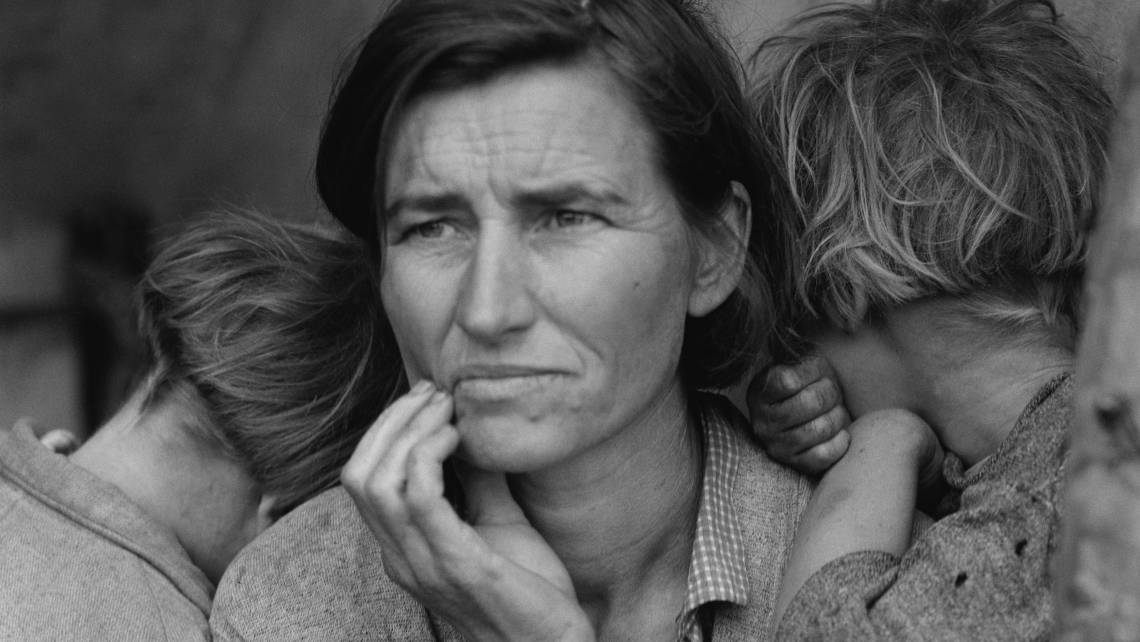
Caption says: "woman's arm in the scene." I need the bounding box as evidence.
[774,408,943,623]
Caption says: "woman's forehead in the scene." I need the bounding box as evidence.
[384,65,659,193]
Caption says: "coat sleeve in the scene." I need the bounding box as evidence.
[776,477,1058,642]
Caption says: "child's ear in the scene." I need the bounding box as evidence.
[688,180,752,317]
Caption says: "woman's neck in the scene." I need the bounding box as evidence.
[69,394,266,584]
[510,381,704,635]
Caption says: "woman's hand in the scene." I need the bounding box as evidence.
[748,356,851,475]
[341,381,594,642]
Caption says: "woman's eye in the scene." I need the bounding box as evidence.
[549,210,599,229]
[397,220,452,242]
[413,221,447,238]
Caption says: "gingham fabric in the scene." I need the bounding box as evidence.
[676,407,749,641]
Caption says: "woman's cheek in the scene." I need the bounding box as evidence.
[382,264,451,382]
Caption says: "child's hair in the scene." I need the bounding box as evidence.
[136,209,403,517]
[750,0,1112,348]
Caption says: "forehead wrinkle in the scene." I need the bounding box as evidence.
[388,63,663,214]
[497,113,655,211]
[385,128,489,225]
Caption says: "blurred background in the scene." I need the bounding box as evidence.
[1,0,1134,439]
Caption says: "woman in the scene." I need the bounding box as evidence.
[0,210,397,640]
[209,0,809,640]
[745,0,1112,638]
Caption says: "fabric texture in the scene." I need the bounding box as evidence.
[0,419,212,641]
[778,373,1073,641]
[678,400,749,641]
[211,393,812,641]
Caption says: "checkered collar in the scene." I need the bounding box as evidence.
[676,396,750,641]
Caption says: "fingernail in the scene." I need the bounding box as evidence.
[430,389,448,403]
[412,380,433,394]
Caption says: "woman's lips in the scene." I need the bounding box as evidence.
[452,372,566,403]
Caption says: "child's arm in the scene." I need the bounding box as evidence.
[748,356,852,475]
[774,409,943,624]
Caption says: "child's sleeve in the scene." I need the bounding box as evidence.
[776,477,1058,641]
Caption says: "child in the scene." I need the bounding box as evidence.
[0,210,400,640]
[747,0,1112,638]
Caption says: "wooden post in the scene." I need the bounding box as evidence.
[1054,16,1140,642]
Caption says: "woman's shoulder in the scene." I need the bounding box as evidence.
[211,486,439,641]
[692,392,814,638]
[694,390,814,497]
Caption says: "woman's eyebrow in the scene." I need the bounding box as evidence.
[514,184,629,209]
[385,184,628,217]
[386,193,468,216]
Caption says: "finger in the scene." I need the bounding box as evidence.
[789,429,851,475]
[766,355,828,397]
[785,405,850,453]
[346,391,454,523]
[747,356,829,417]
[344,391,454,556]
[342,381,438,488]
[342,392,457,596]
[379,547,417,591]
[404,424,462,510]
[748,364,797,409]
[761,405,849,463]
[358,379,436,454]
[755,376,844,429]
[39,429,82,455]
[378,392,455,479]
[401,424,482,573]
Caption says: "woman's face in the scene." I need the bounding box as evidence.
[380,62,724,473]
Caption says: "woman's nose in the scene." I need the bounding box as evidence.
[456,230,536,341]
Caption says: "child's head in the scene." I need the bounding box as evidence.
[751,0,1112,349]
[136,210,401,518]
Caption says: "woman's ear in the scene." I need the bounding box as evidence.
[688,181,752,317]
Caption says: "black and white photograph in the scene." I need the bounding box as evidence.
[2,1,1139,639]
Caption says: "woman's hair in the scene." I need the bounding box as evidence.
[137,210,401,517]
[750,0,1112,349]
[316,0,798,387]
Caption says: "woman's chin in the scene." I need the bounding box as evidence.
[454,413,574,474]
